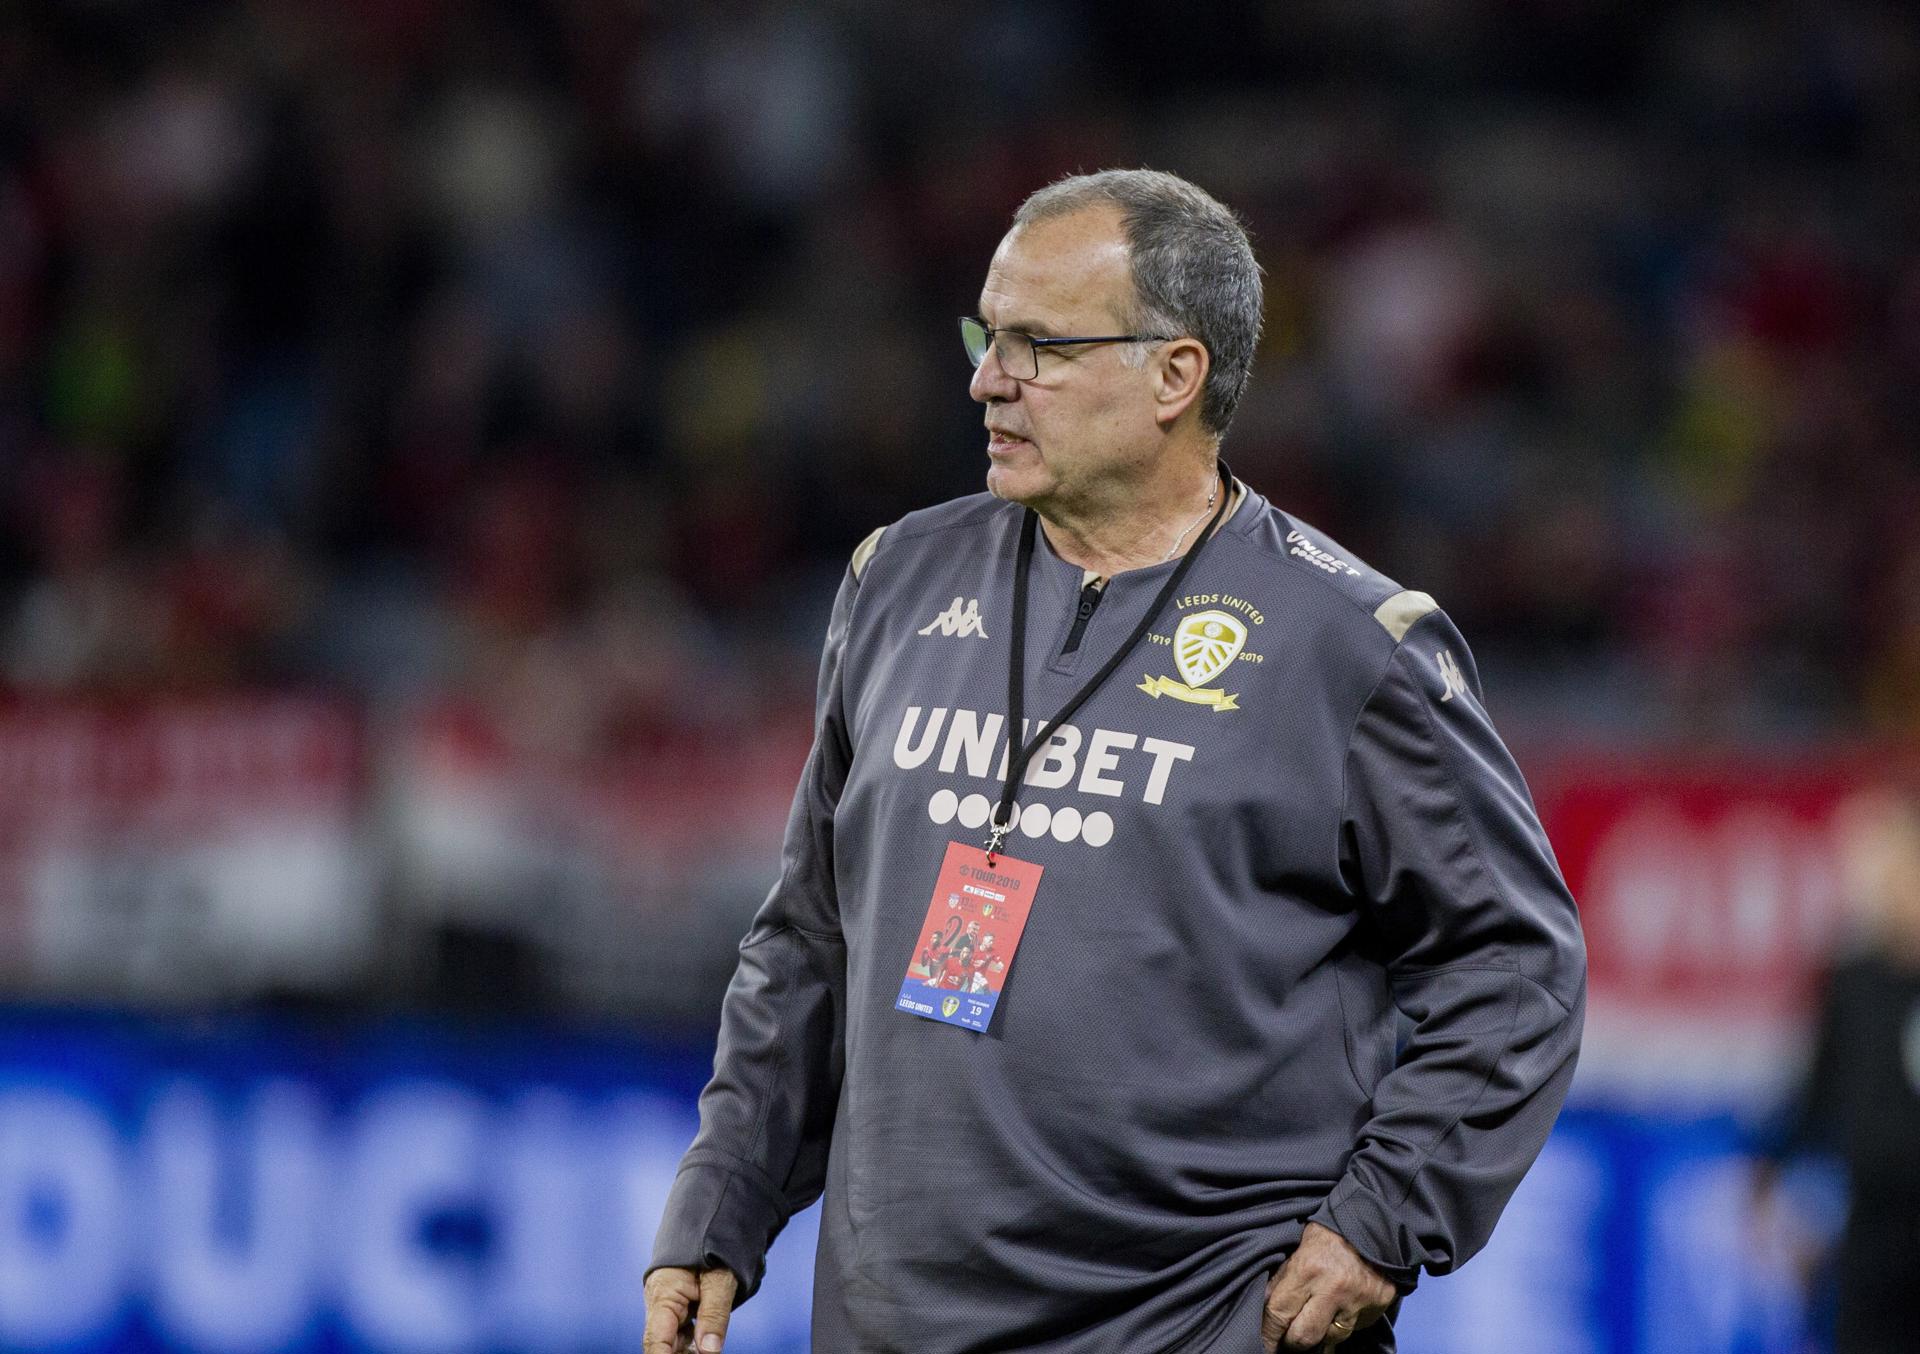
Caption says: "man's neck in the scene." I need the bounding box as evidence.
[1037,459,1227,579]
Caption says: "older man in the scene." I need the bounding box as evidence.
[646,169,1586,1353]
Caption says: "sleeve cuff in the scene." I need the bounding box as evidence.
[1307,1176,1423,1293]
[648,1152,791,1305]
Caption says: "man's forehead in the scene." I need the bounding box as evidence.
[978,207,1133,330]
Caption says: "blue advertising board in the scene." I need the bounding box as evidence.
[0,1008,819,1354]
[0,1008,1824,1354]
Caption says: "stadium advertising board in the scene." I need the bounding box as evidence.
[0,700,371,1001]
[0,1009,1822,1354]
[0,1011,821,1354]
[1531,752,1889,1093]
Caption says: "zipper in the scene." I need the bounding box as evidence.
[1060,580,1104,656]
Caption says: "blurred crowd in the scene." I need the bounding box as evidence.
[1,15,1913,1345]
[3,0,1920,756]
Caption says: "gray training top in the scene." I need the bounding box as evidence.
[652,481,1587,1354]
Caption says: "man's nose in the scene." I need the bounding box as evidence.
[969,347,1017,404]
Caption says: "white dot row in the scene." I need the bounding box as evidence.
[927,790,1115,847]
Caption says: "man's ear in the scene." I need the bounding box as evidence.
[1154,337,1210,429]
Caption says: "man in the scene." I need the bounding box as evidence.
[916,927,946,983]
[968,933,1000,994]
[938,920,981,990]
[1753,788,1920,1353]
[645,169,1586,1353]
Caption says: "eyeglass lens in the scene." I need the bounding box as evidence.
[959,319,1036,379]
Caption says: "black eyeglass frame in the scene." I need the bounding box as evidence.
[959,317,1173,380]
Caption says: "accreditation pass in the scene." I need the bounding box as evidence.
[895,842,1042,1031]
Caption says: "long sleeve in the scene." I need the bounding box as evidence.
[648,562,862,1303]
[1308,609,1587,1288]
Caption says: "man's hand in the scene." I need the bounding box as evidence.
[1262,1222,1396,1351]
[643,1266,738,1354]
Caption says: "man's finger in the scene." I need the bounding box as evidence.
[642,1270,693,1354]
[692,1268,739,1353]
[642,1303,678,1354]
[1283,1291,1341,1351]
[1320,1309,1359,1350]
[1262,1265,1308,1352]
[643,1268,704,1354]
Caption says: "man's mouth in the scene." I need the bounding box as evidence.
[986,429,1030,453]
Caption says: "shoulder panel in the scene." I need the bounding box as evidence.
[1372,590,1439,641]
[850,526,886,580]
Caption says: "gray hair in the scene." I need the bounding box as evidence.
[1013,168,1263,438]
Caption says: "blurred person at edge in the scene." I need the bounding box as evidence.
[644,170,1586,1354]
[1754,790,1920,1354]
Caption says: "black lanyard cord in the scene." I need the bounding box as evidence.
[986,460,1233,862]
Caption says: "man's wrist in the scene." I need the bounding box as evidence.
[652,1154,785,1304]
[1307,1179,1421,1291]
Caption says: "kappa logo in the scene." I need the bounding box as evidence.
[1138,610,1246,712]
[1435,649,1467,703]
[918,597,989,638]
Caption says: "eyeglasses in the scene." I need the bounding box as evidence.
[959,317,1171,381]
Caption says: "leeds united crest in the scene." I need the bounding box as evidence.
[1138,610,1246,712]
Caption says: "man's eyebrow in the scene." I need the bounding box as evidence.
[980,313,1057,338]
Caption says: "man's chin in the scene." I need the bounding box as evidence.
[985,462,1048,505]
